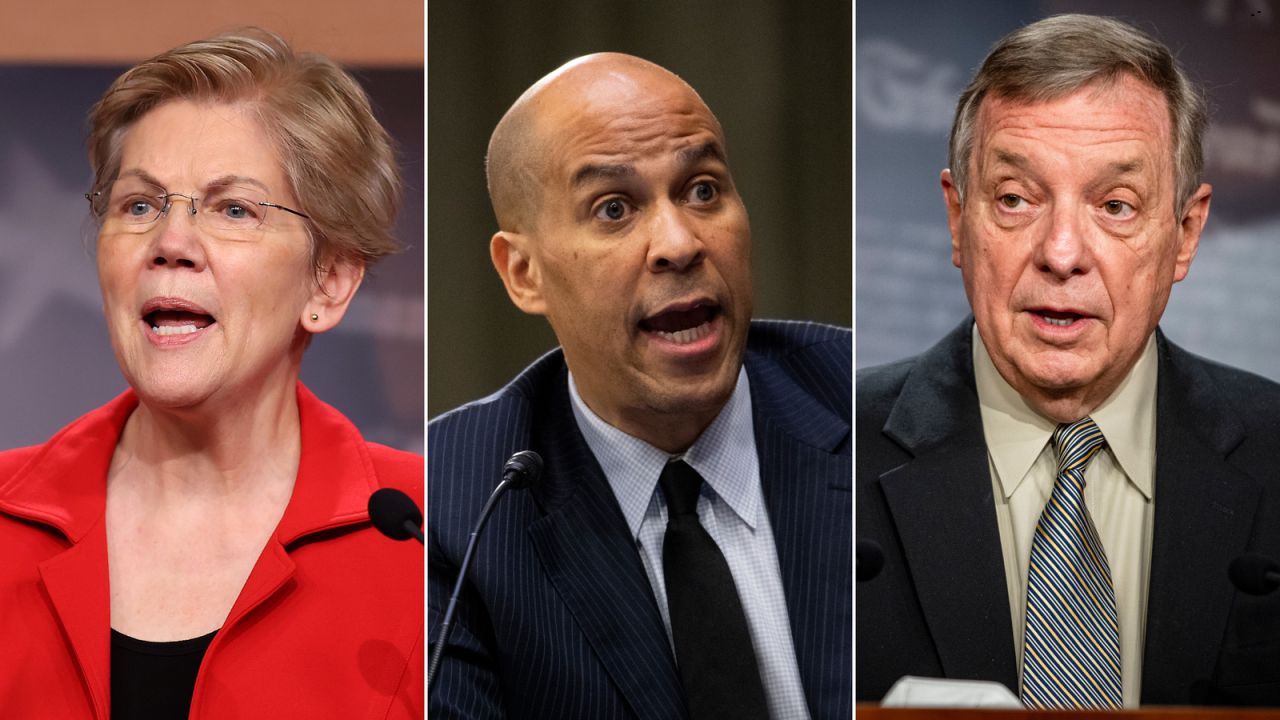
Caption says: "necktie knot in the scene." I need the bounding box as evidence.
[660,460,703,517]
[1052,416,1107,476]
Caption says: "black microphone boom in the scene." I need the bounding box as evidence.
[427,450,544,693]
[1229,553,1280,596]
[368,488,425,544]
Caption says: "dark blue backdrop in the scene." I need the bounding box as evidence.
[856,0,1280,378]
[0,66,423,452]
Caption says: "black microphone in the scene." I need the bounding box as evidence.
[1229,553,1280,596]
[427,449,544,693]
[502,449,543,488]
[368,488,424,544]
[857,539,884,582]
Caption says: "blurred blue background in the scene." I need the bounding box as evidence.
[857,0,1280,376]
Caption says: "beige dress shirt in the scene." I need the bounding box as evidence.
[973,325,1156,708]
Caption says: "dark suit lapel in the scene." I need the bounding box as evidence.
[524,370,687,720]
[749,351,852,716]
[1141,335,1261,703]
[877,322,1019,689]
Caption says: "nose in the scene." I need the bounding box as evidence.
[1032,204,1092,279]
[646,202,704,273]
[148,196,207,271]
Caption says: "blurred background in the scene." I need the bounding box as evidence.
[0,0,423,452]
[857,0,1280,376]
[428,0,852,418]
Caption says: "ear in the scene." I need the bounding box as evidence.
[490,230,547,315]
[1173,183,1212,283]
[941,169,965,268]
[302,256,365,333]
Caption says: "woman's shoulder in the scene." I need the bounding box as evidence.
[0,445,42,484]
[365,442,423,503]
[0,392,136,487]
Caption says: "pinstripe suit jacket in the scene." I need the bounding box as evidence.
[428,320,851,719]
[857,320,1280,706]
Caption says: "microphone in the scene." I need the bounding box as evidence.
[368,488,424,544]
[1229,553,1280,596]
[427,449,544,692]
[857,539,885,582]
[502,449,543,488]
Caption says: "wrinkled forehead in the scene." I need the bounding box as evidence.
[972,76,1175,169]
[117,99,289,188]
[532,67,727,178]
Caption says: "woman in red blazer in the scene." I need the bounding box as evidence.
[0,29,422,719]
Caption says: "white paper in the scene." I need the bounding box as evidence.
[881,675,1024,709]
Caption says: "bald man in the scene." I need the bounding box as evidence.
[427,54,851,719]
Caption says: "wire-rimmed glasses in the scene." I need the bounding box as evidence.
[86,177,309,236]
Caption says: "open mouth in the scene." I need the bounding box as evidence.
[142,299,216,338]
[1034,309,1086,327]
[639,303,720,345]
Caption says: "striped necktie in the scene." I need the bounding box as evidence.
[1020,417,1122,709]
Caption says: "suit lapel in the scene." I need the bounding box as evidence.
[0,393,137,720]
[525,370,686,720]
[1141,335,1261,703]
[749,349,853,716]
[38,518,111,720]
[877,322,1019,689]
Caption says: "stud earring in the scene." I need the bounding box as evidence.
[310,313,319,322]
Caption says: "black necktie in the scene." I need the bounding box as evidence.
[659,459,768,719]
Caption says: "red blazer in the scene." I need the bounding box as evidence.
[0,384,423,719]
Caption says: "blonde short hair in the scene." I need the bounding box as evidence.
[87,27,402,268]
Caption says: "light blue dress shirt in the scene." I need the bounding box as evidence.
[568,368,811,720]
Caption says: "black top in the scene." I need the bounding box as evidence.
[111,627,217,719]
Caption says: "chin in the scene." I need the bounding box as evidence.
[1020,361,1098,396]
[123,368,220,411]
[644,366,739,416]
[132,385,216,411]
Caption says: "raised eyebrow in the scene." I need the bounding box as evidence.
[114,169,166,191]
[989,151,1144,179]
[1102,159,1143,177]
[677,142,727,168]
[571,163,636,189]
[990,149,1030,172]
[205,175,270,192]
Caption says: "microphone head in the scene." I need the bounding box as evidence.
[367,488,423,542]
[857,539,885,582]
[502,450,544,489]
[1229,553,1280,596]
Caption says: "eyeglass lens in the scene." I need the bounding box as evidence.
[100,178,277,233]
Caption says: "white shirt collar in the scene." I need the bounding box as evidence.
[568,367,762,539]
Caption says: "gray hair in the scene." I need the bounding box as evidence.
[948,14,1207,214]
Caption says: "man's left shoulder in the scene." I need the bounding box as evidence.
[745,319,851,419]
[747,319,851,367]
[1164,338,1280,410]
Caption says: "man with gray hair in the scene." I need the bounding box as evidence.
[858,14,1280,708]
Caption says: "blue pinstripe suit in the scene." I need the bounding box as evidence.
[428,320,851,719]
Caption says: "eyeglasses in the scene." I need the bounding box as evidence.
[86,177,310,236]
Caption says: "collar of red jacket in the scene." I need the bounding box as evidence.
[0,382,378,546]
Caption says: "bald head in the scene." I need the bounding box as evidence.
[486,53,725,232]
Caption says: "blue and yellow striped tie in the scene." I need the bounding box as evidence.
[1020,417,1122,709]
